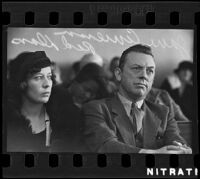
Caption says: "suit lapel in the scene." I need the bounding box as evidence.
[108,96,136,146]
[107,95,170,149]
[143,100,169,148]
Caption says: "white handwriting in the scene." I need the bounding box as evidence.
[11,29,191,58]
[11,32,59,51]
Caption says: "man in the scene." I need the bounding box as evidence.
[83,44,192,154]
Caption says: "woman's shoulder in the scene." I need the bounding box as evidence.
[46,85,78,121]
[6,99,27,127]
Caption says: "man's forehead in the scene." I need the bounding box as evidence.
[126,51,155,67]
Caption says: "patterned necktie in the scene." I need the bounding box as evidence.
[130,103,144,134]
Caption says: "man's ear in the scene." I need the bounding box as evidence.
[114,67,122,82]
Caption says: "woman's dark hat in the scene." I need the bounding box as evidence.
[75,63,106,83]
[175,61,193,73]
[9,51,51,83]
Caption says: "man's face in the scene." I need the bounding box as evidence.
[115,52,155,101]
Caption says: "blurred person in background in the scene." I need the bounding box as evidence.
[79,53,104,70]
[109,57,120,83]
[54,63,115,152]
[64,61,81,88]
[147,88,189,122]
[107,56,120,94]
[161,61,194,121]
[68,63,113,109]
[51,62,63,85]
[63,53,104,89]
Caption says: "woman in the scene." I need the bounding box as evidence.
[7,51,57,152]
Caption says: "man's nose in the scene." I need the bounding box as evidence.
[139,68,148,80]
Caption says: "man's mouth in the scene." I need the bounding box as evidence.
[134,83,147,88]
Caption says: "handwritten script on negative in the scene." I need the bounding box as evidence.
[11,29,190,58]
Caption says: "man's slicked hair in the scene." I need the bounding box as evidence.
[119,44,154,70]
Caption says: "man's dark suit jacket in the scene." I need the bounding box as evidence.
[83,94,187,153]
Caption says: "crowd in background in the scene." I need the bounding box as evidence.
[5,50,194,152]
[59,53,194,122]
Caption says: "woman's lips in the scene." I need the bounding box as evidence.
[41,92,50,97]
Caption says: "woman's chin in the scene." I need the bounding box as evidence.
[39,97,50,103]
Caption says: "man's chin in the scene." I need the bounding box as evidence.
[132,89,147,99]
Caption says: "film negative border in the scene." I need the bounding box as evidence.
[2,153,200,177]
[2,1,200,178]
[2,2,200,27]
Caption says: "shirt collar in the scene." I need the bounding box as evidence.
[117,92,144,116]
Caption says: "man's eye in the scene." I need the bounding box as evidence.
[132,67,140,70]
[47,75,52,80]
[147,69,154,74]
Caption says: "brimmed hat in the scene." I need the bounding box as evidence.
[175,61,193,73]
[79,53,104,70]
[75,63,106,83]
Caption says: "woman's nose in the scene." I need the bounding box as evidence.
[43,77,51,88]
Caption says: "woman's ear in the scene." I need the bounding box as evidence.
[114,67,122,82]
[19,82,27,90]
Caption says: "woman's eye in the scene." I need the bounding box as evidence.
[34,76,42,80]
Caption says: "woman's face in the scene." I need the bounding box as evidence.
[24,66,53,104]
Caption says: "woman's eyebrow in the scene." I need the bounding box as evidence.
[34,72,43,76]
[34,72,52,76]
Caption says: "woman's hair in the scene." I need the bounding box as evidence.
[7,51,55,109]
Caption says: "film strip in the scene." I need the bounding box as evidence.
[2,1,200,178]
